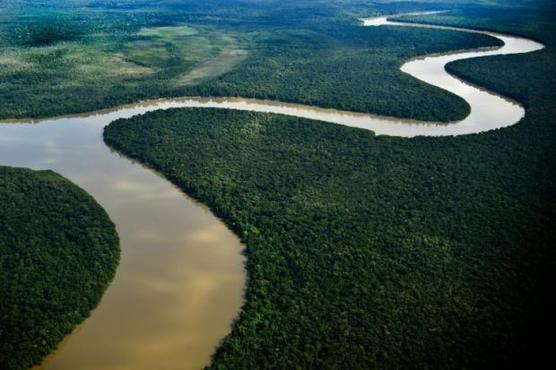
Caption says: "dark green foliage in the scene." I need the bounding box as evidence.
[0,166,120,370]
[104,92,555,369]
[18,22,83,47]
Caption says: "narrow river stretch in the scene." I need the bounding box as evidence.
[0,14,544,370]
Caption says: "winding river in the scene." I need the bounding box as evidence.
[0,14,544,370]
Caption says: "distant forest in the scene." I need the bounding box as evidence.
[0,0,503,122]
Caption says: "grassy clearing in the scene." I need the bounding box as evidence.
[175,43,248,87]
[138,25,199,38]
[0,12,240,118]
[124,25,216,70]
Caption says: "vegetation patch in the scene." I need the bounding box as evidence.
[176,44,248,87]
[0,166,120,370]
[0,1,502,121]
[0,9,238,119]
[105,91,554,369]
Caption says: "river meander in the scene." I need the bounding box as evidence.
[0,14,544,370]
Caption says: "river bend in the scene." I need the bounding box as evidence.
[0,13,544,370]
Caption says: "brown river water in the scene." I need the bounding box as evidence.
[0,14,544,370]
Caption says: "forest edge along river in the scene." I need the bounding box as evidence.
[0,13,544,370]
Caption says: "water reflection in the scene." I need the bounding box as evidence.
[0,118,246,370]
[0,13,544,370]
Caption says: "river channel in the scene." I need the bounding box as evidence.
[0,13,544,370]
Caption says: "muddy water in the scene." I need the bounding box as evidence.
[0,116,245,370]
[0,13,544,370]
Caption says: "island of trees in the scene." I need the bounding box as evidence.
[0,166,120,370]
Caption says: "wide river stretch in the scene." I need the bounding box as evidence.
[0,14,544,370]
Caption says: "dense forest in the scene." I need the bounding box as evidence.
[0,0,502,122]
[0,166,120,370]
[105,95,554,369]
